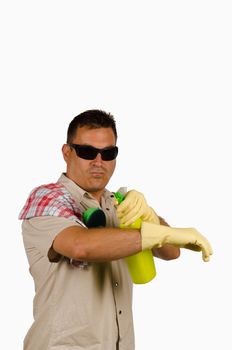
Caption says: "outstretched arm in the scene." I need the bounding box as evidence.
[52,225,142,262]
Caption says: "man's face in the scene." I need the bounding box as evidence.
[62,126,117,201]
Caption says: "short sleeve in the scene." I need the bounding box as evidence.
[22,216,80,262]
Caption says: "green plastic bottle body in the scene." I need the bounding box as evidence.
[119,215,156,284]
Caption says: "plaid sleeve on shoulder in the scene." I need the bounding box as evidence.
[18,183,83,224]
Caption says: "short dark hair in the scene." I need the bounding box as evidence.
[67,109,117,144]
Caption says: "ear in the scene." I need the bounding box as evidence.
[62,144,71,162]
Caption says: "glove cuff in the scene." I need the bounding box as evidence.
[140,221,168,250]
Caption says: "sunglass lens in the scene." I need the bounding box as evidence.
[77,146,98,160]
[102,147,118,160]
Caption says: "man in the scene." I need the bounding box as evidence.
[19,109,212,350]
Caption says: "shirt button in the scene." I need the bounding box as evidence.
[119,310,122,315]
[115,282,119,287]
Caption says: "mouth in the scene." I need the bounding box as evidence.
[89,170,105,177]
[89,167,105,177]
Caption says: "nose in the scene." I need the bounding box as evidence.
[92,152,103,164]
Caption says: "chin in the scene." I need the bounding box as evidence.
[88,181,107,192]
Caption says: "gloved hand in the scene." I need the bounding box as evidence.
[116,190,160,225]
[141,221,213,262]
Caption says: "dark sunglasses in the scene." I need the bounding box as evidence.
[69,144,118,161]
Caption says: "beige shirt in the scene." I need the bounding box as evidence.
[21,174,134,350]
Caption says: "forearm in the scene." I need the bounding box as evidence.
[53,226,142,262]
[152,244,180,260]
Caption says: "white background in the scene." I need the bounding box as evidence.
[0,1,231,349]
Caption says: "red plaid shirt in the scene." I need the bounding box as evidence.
[19,183,83,223]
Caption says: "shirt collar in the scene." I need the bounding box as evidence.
[57,173,114,205]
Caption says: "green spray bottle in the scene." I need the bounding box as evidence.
[114,191,156,284]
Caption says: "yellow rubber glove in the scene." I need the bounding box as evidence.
[141,222,213,262]
[116,190,160,225]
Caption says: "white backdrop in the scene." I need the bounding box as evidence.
[1,1,231,349]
